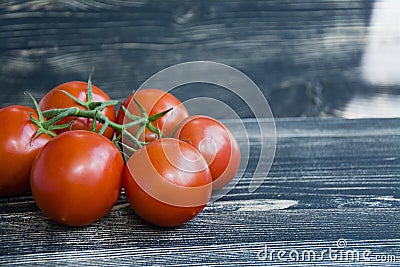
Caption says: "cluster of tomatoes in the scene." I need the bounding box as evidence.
[0,79,240,227]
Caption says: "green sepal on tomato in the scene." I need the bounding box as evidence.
[117,88,189,142]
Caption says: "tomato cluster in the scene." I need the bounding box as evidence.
[0,79,240,227]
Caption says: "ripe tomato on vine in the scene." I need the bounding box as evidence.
[123,138,213,227]
[0,71,242,228]
[39,81,116,139]
[173,115,241,190]
[0,105,53,196]
[30,130,124,226]
[117,88,189,141]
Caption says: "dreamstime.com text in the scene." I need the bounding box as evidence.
[256,239,397,263]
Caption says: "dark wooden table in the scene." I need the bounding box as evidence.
[1,0,400,265]
[1,117,399,266]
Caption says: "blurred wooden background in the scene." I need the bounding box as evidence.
[1,0,399,118]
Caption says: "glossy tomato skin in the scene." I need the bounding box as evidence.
[173,115,241,190]
[39,81,116,139]
[30,130,124,226]
[116,88,189,141]
[123,138,212,227]
[0,105,52,196]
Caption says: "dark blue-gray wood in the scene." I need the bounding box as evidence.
[2,0,400,118]
[1,117,399,266]
[1,1,400,265]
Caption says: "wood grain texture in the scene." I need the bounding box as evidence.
[1,117,400,266]
[2,0,395,118]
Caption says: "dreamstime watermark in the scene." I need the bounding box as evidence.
[123,61,277,205]
[256,239,397,263]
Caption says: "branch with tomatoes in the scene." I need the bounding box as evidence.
[0,71,241,227]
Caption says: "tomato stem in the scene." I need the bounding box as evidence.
[24,91,57,139]
[25,70,173,154]
[41,106,160,150]
[42,107,124,132]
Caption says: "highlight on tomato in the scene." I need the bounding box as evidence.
[0,105,53,197]
[123,138,212,227]
[39,81,116,139]
[30,130,124,226]
[172,115,241,190]
[116,88,189,142]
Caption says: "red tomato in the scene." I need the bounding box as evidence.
[116,88,189,142]
[30,130,124,226]
[123,138,212,227]
[173,115,241,190]
[0,105,53,196]
[39,81,116,139]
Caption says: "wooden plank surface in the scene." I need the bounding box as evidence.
[1,117,400,266]
[3,0,396,118]
[1,1,400,265]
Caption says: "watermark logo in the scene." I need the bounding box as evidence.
[256,239,397,263]
[123,61,276,204]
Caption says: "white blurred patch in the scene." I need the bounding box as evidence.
[337,93,400,118]
[361,0,400,85]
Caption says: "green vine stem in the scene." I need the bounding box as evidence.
[42,107,143,147]
[24,91,66,140]
[26,70,172,153]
